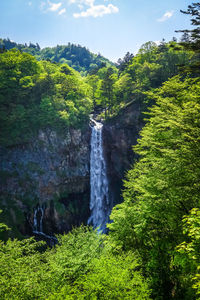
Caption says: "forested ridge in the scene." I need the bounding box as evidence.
[0,38,114,75]
[0,2,200,299]
[0,38,192,147]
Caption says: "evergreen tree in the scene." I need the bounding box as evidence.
[177,2,200,51]
[117,52,134,74]
[176,2,200,73]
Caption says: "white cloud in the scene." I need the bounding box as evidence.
[48,1,62,12]
[28,1,32,6]
[58,8,66,14]
[74,3,118,18]
[69,0,94,4]
[78,4,84,10]
[82,0,94,5]
[40,1,66,15]
[69,0,119,18]
[157,10,174,22]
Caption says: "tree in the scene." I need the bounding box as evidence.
[117,52,134,74]
[100,67,117,117]
[177,2,200,50]
[114,73,133,104]
[87,74,100,108]
[0,237,50,299]
[49,246,151,300]
[108,76,200,299]
[176,2,200,73]
[180,32,190,43]
[138,41,157,58]
[175,208,200,299]
[0,49,92,146]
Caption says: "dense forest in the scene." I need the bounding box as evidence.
[0,38,114,75]
[0,2,200,299]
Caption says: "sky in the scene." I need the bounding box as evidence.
[0,0,193,62]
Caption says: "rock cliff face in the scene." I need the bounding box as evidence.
[103,100,144,206]
[0,100,144,239]
[0,127,91,238]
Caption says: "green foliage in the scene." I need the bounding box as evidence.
[0,210,10,233]
[125,41,191,91]
[0,196,28,241]
[0,39,114,74]
[0,227,102,299]
[50,250,151,300]
[0,238,51,300]
[0,225,151,299]
[87,41,192,120]
[108,76,200,298]
[99,67,117,117]
[117,51,134,74]
[1,10,200,299]
[0,49,92,146]
[48,226,103,285]
[175,208,200,298]
[179,2,200,51]
[86,74,101,108]
[1,39,191,126]
[113,41,191,117]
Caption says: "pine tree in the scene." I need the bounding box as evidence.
[178,2,200,51]
[176,2,200,73]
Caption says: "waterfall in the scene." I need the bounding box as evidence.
[88,119,111,232]
[33,206,57,244]
[33,206,44,233]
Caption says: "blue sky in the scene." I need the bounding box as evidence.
[0,0,192,62]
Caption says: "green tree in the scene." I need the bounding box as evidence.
[0,50,92,146]
[86,74,100,108]
[49,247,151,300]
[114,73,133,104]
[137,41,157,63]
[175,208,200,299]
[177,2,200,51]
[117,52,134,74]
[100,67,117,117]
[176,2,200,74]
[0,238,51,299]
[108,76,200,299]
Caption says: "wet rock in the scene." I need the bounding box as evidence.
[0,126,91,237]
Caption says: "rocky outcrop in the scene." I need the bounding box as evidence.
[0,100,144,240]
[0,127,91,238]
[103,100,144,206]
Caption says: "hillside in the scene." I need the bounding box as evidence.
[0,38,114,75]
[1,2,200,299]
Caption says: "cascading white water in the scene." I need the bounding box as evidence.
[88,119,111,232]
[33,206,57,244]
[33,206,44,233]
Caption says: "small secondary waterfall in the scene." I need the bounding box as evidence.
[33,206,57,244]
[88,120,111,232]
[33,206,44,233]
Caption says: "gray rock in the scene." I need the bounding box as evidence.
[103,100,144,206]
[0,126,91,237]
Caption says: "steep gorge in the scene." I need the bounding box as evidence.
[0,100,144,239]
